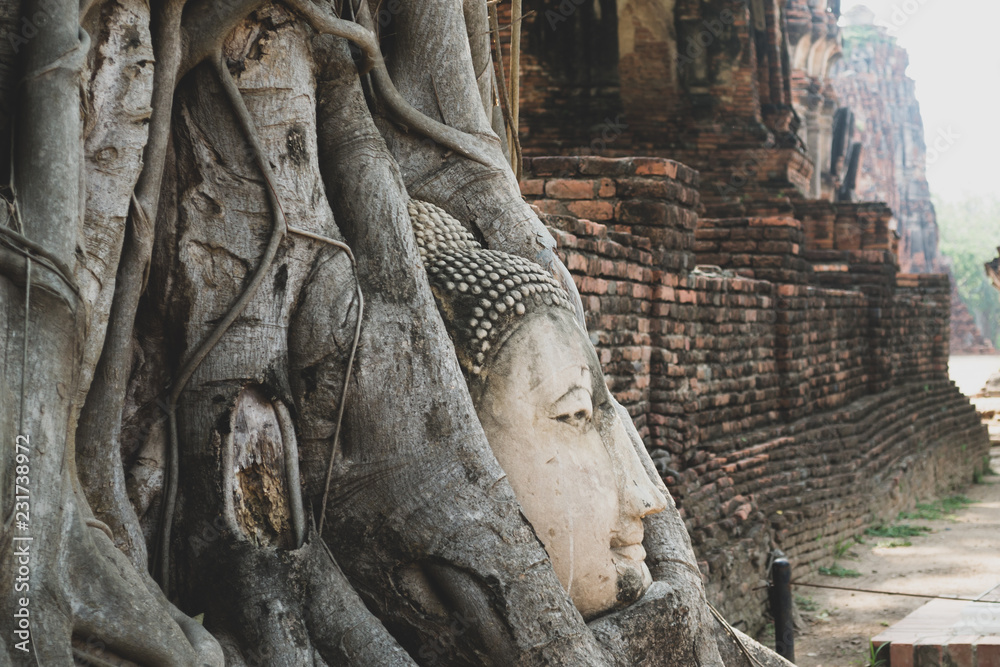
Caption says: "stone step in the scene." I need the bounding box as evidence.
[873,584,1000,666]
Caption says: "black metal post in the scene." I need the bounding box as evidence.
[770,558,795,662]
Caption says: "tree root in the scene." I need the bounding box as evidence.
[158,41,366,587]
[0,224,81,301]
[75,0,188,570]
[187,533,415,666]
[290,0,496,165]
[360,0,586,324]
[714,622,796,667]
[156,48,292,592]
[312,33,612,666]
[1,487,223,665]
[178,0,271,76]
[488,2,521,174]
[507,0,522,180]
[67,526,223,666]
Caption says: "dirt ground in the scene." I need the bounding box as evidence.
[785,453,1000,666]
[781,356,1000,666]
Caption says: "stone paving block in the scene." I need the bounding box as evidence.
[942,636,976,667]
[892,641,916,667]
[977,637,1000,667]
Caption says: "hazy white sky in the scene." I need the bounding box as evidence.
[840,0,1000,201]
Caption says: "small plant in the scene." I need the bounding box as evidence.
[867,640,889,667]
[984,454,998,476]
[795,595,819,612]
[898,495,975,521]
[833,538,856,559]
[864,524,931,538]
[819,564,862,578]
[875,539,912,548]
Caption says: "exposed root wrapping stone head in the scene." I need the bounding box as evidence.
[408,199,575,376]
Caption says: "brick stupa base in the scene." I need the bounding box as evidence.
[872,584,1000,666]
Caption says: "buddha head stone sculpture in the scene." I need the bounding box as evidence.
[409,200,668,619]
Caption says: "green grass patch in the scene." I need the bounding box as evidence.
[819,564,862,578]
[874,539,912,548]
[898,495,975,521]
[864,524,932,538]
[795,595,819,612]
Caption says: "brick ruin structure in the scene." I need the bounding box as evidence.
[830,7,995,354]
[497,0,991,631]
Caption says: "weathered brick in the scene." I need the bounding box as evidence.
[545,178,596,199]
[567,200,614,221]
[519,178,545,196]
[942,637,975,667]
[977,637,1000,667]
[633,158,679,179]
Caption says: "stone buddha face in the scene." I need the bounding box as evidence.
[409,200,668,619]
[471,309,667,619]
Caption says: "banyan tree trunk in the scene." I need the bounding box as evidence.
[0,1,793,665]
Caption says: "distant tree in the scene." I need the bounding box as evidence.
[935,195,1000,348]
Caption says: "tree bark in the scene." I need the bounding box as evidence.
[1,2,798,664]
[313,32,610,666]
[2,1,219,664]
[369,0,586,323]
[73,0,157,570]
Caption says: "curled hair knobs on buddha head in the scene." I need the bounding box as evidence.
[408,199,576,378]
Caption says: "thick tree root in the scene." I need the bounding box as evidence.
[1,488,222,665]
[366,0,586,323]
[311,33,611,666]
[714,623,796,667]
[156,48,293,592]
[191,534,414,666]
[75,0,187,570]
[289,0,495,166]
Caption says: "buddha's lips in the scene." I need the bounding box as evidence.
[612,543,647,562]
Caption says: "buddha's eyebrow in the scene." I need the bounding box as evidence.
[529,364,590,392]
[551,385,593,409]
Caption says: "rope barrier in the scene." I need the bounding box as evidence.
[788,580,1000,604]
[707,602,768,667]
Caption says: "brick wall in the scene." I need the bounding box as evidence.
[524,156,699,274]
[523,156,991,632]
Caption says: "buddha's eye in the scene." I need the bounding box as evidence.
[550,384,594,430]
[555,406,592,429]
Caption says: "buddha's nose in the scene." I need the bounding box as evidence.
[623,455,668,519]
[612,409,668,519]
